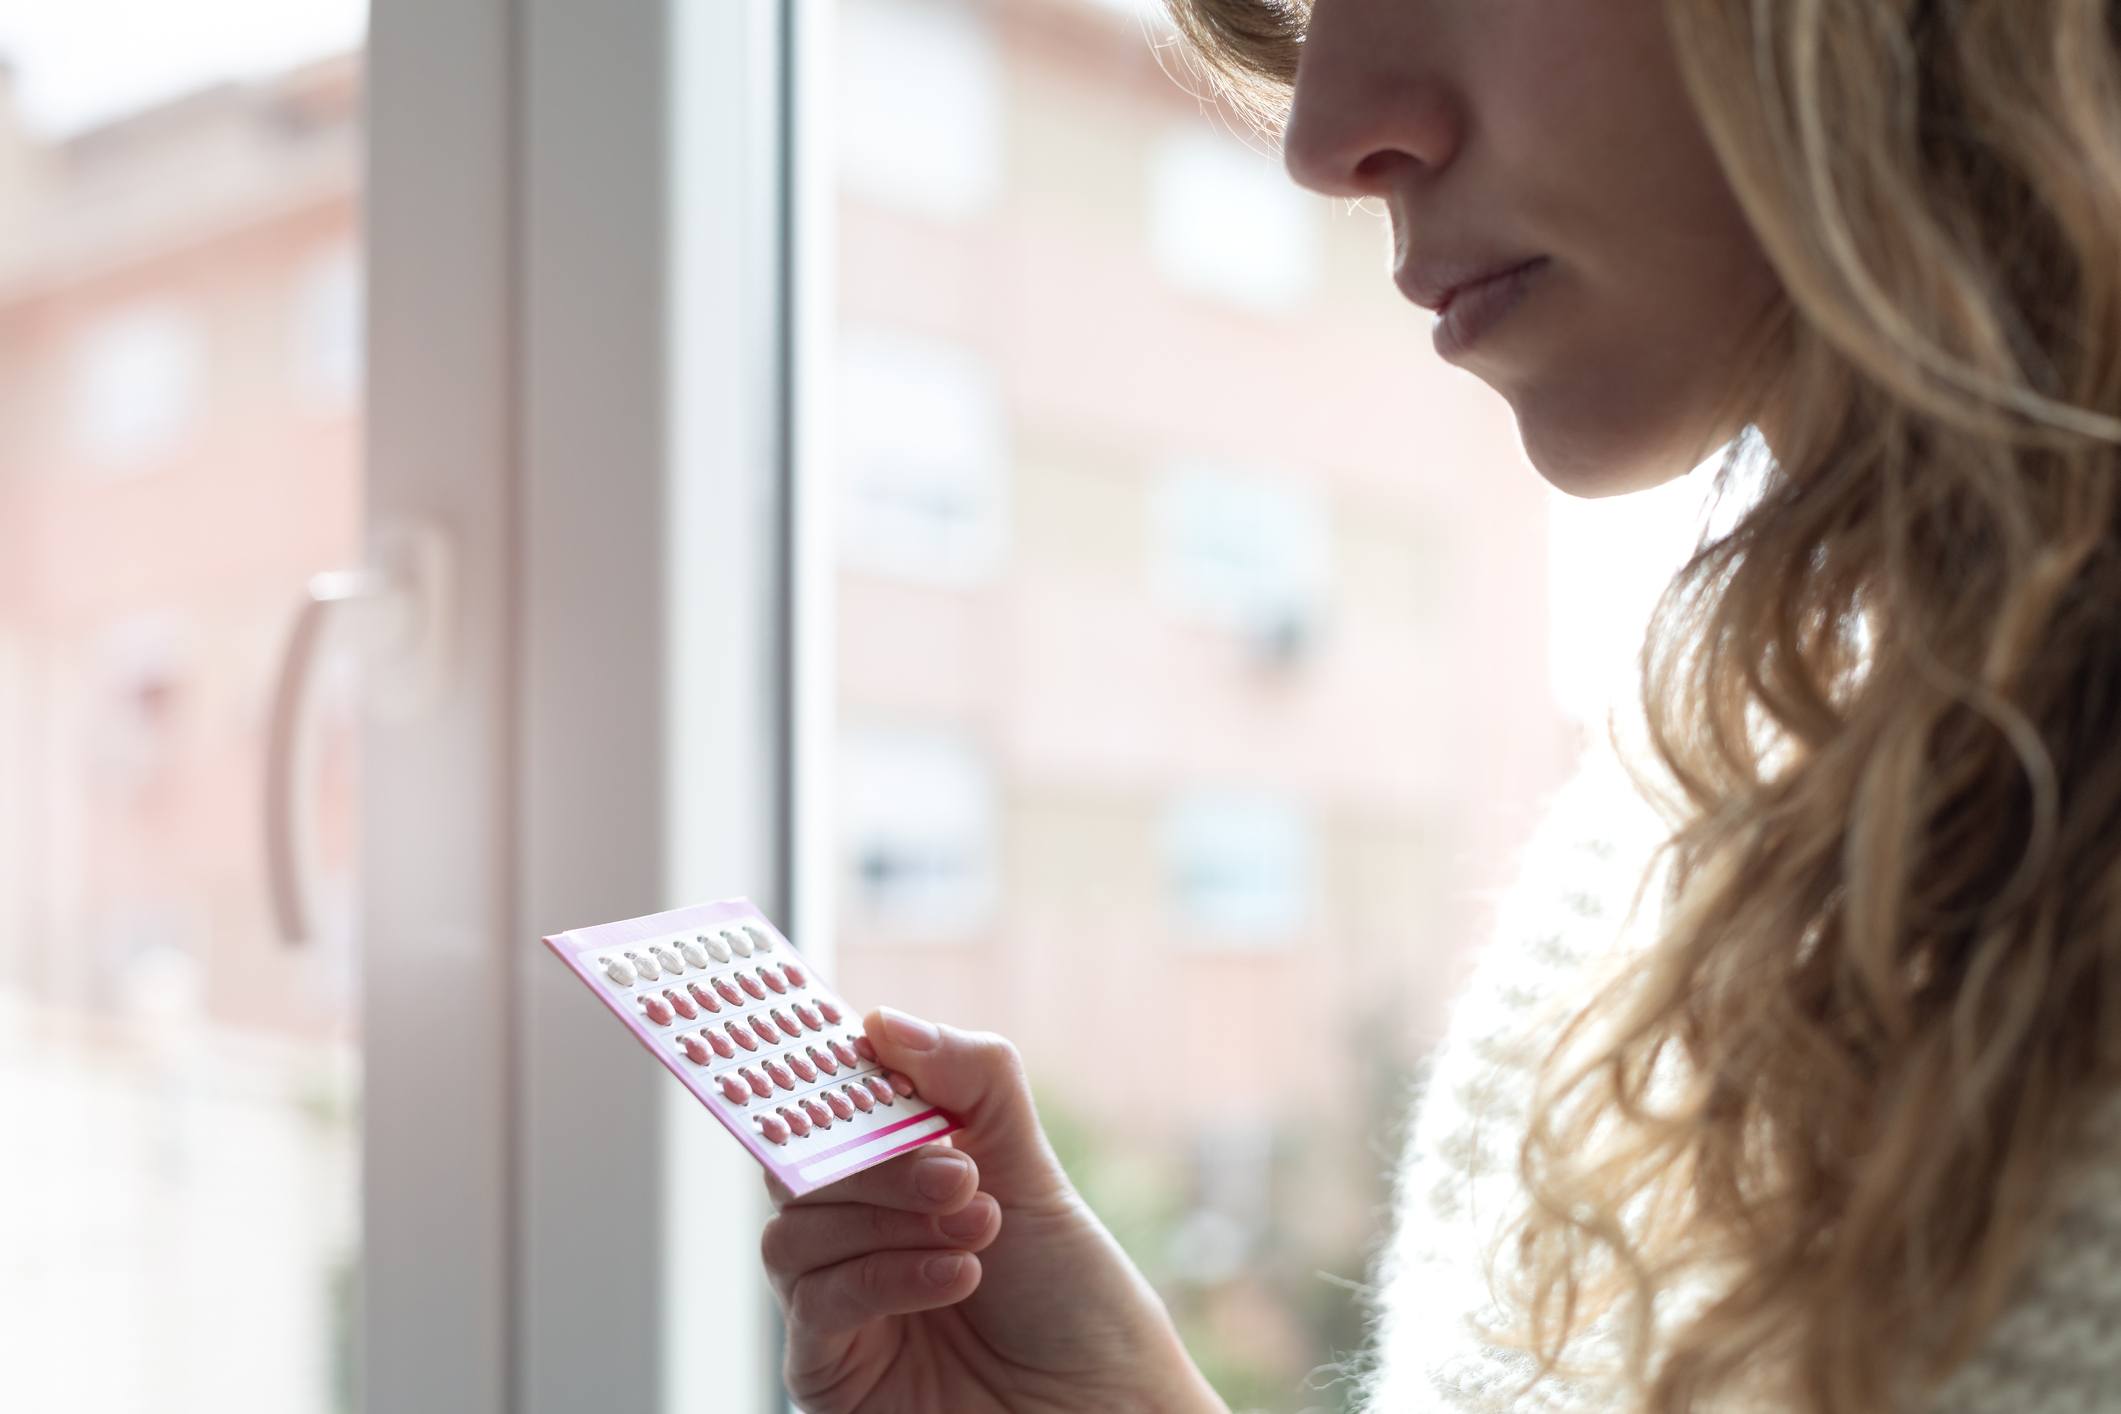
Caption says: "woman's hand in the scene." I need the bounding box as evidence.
[760,1007,1227,1414]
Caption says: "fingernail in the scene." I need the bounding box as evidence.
[923,1253,965,1287]
[913,1153,968,1201]
[877,1006,940,1051]
[937,1199,990,1240]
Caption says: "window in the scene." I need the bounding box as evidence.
[293,241,362,408]
[1152,461,1331,657]
[1148,125,1322,314]
[839,723,1000,939]
[836,0,1003,222]
[1162,792,1314,943]
[66,302,207,467]
[838,326,1010,585]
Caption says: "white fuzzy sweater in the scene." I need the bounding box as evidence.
[1357,745,2121,1412]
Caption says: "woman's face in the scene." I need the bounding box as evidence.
[1281,0,1784,497]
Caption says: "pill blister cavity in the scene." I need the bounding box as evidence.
[679,1035,711,1065]
[757,1113,790,1146]
[845,1082,874,1113]
[787,1052,816,1083]
[745,926,772,952]
[700,933,730,963]
[643,995,674,1026]
[654,946,684,974]
[713,976,744,1007]
[808,1044,838,1076]
[793,1003,822,1032]
[688,981,720,1013]
[828,1038,859,1069]
[631,950,661,982]
[759,965,787,995]
[728,931,753,958]
[602,956,636,986]
[666,988,697,1020]
[781,1104,812,1137]
[817,1000,842,1025]
[726,1021,758,1052]
[824,1089,854,1121]
[781,962,806,989]
[866,1076,896,1107]
[743,1067,773,1099]
[681,940,709,968]
[718,1074,748,1105]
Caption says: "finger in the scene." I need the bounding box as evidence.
[760,1194,1001,1298]
[774,1143,981,1215]
[785,1249,984,1337]
[863,1009,1069,1204]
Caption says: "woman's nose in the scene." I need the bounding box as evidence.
[1280,0,1461,200]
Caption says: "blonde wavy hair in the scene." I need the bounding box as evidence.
[1162,1,2121,1410]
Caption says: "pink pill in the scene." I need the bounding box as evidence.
[865,1076,896,1107]
[781,963,806,988]
[887,1071,914,1097]
[712,977,744,1007]
[823,1089,855,1121]
[802,1098,833,1129]
[738,972,767,1000]
[764,1059,795,1090]
[687,982,721,1014]
[642,996,673,1026]
[743,1067,773,1099]
[666,989,697,1021]
[679,1035,711,1065]
[757,1113,790,1146]
[844,1083,874,1113]
[781,1105,811,1138]
[725,1021,757,1052]
[786,1052,817,1083]
[852,1036,877,1063]
[751,1016,779,1045]
[793,1003,822,1031]
[759,966,787,995]
[817,1000,842,1025]
[718,1074,748,1105]
[772,1009,803,1040]
[808,1045,838,1076]
[706,1028,736,1059]
[829,1039,859,1069]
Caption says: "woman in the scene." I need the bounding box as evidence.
[757,0,2121,1409]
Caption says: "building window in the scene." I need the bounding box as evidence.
[1152,461,1329,661]
[1162,792,1313,943]
[66,302,207,468]
[292,242,362,408]
[837,0,1003,222]
[1148,125,1321,314]
[839,724,999,939]
[838,326,1009,585]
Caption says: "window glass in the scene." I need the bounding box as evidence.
[0,8,367,1410]
[836,0,1003,222]
[1148,125,1323,314]
[838,326,1009,585]
[819,5,1593,1409]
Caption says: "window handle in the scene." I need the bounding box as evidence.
[264,521,452,946]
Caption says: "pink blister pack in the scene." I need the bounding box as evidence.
[544,897,962,1196]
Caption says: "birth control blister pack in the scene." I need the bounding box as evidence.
[544,898,963,1197]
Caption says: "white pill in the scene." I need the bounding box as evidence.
[728,931,753,958]
[631,951,661,981]
[701,934,730,963]
[654,946,684,973]
[681,941,709,968]
[603,957,636,986]
[746,926,772,952]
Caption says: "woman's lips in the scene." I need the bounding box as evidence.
[1428,257,1549,361]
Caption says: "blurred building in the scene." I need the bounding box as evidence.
[828,0,1576,1273]
[0,53,361,1034]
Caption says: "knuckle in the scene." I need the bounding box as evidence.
[965,1029,1026,1083]
[758,1214,798,1275]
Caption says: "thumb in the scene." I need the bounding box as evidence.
[865,1006,1070,1206]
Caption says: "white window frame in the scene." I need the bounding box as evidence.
[363,1,797,1409]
